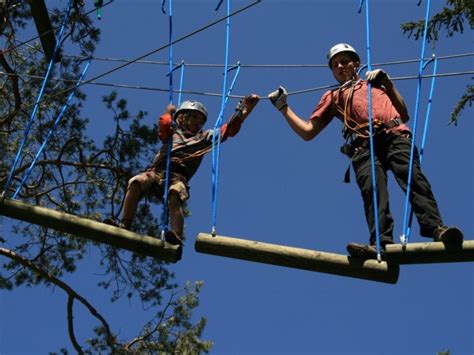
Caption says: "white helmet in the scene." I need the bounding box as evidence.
[327,43,360,68]
[175,100,208,122]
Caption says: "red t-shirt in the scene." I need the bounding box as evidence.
[310,81,409,136]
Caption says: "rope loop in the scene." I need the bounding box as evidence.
[400,0,432,245]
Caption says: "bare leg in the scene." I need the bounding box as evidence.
[121,181,142,227]
[168,190,184,238]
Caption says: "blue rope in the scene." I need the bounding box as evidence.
[406,56,438,239]
[178,61,185,105]
[359,0,382,261]
[400,0,431,245]
[12,60,92,199]
[160,0,174,240]
[211,0,232,236]
[211,64,241,236]
[1,0,73,200]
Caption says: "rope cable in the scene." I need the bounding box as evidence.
[12,59,92,199]
[1,69,471,101]
[4,0,262,122]
[60,51,473,69]
[211,0,234,236]
[160,0,174,241]
[1,0,73,199]
[1,1,115,56]
[400,0,432,245]
[177,61,185,105]
[359,0,383,262]
[406,55,438,239]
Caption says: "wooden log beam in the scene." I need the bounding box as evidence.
[195,233,399,284]
[0,198,182,263]
[28,0,60,63]
[385,240,474,264]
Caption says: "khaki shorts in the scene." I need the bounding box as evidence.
[128,170,189,202]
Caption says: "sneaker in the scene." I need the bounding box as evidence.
[164,230,183,246]
[346,242,382,259]
[433,225,463,243]
[103,218,128,230]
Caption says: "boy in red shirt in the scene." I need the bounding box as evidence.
[268,43,462,258]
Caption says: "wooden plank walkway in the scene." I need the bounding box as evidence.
[385,240,474,264]
[195,233,399,284]
[0,198,182,263]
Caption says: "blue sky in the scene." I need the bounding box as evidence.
[1,0,473,354]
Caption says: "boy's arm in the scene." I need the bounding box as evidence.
[158,104,176,141]
[268,86,332,141]
[222,94,259,140]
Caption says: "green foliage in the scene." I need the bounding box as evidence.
[401,0,473,124]
[0,2,210,353]
[401,0,473,42]
[86,281,212,354]
[449,85,473,125]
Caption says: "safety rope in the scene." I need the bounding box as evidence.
[406,55,438,239]
[177,61,185,105]
[12,59,92,199]
[160,0,174,241]
[359,0,382,262]
[2,68,471,102]
[1,0,73,200]
[61,51,474,69]
[3,1,261,121]
[211,0,240,236]
[400,0,432,245]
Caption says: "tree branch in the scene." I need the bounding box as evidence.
[67,295,84,354]
[0,50,22,126]
[0,247,116,352]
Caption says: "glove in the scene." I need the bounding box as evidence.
[365,69,390,86]
[268,86,288,111]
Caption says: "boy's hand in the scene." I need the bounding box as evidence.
[365,69,390,87]
[228,94,260,127]
[241,94,260,117]
[268,86,288,111]
[166,104,177,115]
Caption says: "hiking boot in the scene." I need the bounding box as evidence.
[164,230,183,246]
[346,242,383,259]
[433,225,463,243]
[103,218,129,230]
